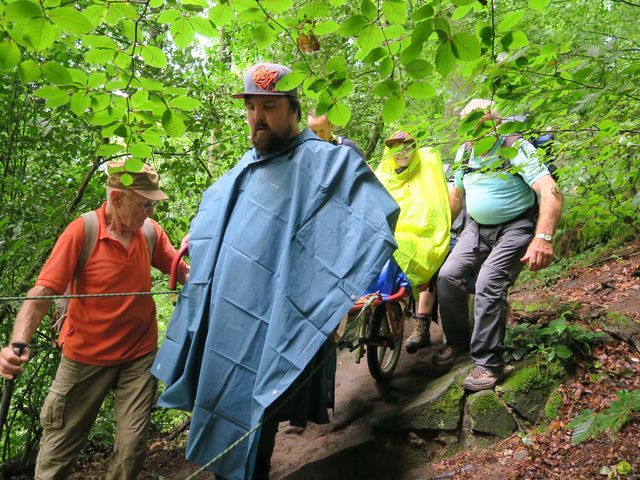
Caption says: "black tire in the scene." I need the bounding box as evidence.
[367,303,403,381]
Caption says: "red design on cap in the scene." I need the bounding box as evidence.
[253,65,280,91]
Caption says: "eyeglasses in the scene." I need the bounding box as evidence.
[121,191,158,213]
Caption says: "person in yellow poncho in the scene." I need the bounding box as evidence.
[375,131,451,353]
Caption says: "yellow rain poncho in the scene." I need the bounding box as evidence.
[375,145,451,292]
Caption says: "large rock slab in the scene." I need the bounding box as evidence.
[466,390,517,437]
[499,361,568,422]
[373,362,473,431]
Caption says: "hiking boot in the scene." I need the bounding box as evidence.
[462,366,503,392]
[404,316,430,354]
[432,344,468,366]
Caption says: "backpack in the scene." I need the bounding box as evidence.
[53,211,157,332]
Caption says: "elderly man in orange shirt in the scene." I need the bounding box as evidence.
[0,161,188,479]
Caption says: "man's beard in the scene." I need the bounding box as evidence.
[251,123,293,153]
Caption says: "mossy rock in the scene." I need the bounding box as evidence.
[542,388,564,421]
[374,363,472,432]
[466,390,517,437]
[500,361,568,422]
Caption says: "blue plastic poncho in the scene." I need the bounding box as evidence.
[152,129,399,480]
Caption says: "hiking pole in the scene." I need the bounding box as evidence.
[0,342,28,438]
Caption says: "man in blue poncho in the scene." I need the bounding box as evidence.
[152,62,399,480]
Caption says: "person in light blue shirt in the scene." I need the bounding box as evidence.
[432,99,564,392]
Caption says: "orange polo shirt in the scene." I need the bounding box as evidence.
[36,202,179,366]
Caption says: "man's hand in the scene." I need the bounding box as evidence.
[521,237,554,271]
[0,345,30,381]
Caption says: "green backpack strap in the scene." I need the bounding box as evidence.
[141,218,157,261]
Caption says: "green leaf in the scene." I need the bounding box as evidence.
[139,77,164,91]
[209,3,234,26]
[528,0,551,11]
[140,45,168,68]
[22,17,57,51]
[5,1,43,21]
[82,35,118,50]
[149,0,164,7]
[382,94,405,123]
[128,143,152,158]
[253,24,277,50]
[34,85,69,107]
[162,109,185,137]
[297,1,328,19]
[34,85,64,99]
[554,345,573,360]
[498,11,525,32]
[120,173,134,187]
[373,79,401,97]
[435,41,456,77]
[326,55,347,74]
[383,24,405,40]
[169,95,201,111]
[313,20,339,35]
[451,0,476,5]
[157,8,181,24]
[498,121,525,134]
[84,4,107,27]
[190,17,218,37]
[362,47,388,64]
[339,15,369,37]
[90,93,110,112]
[88,71,106,89]
[67,68,87,85]
[275,72,305,91]
[474,136,498,155]
[400,42,422,65]
[568,411,596,446]
[361,0,377,20]
[405,81,436,99]
[171,16,195,49]
[328,77,353,97]
[0,40,21,70]
[411,20,433,45]
[405,59,433,79]
[452,4,473,20]
[262,0,293,13]
[85,49,114,65]
[501,30,529,50]
[69,92,91,116]
[18,59,40,81]
[42,61,72,84]
[378,57,393,78]
[412,4,434,21]
[357,24,384,54]
[96,143,124,157]
[451,32,481,61]
[130,89,149,108]
[48,7,94,33]
[327,102,351,126]
[383,0,407,24]
[433,17,450,37]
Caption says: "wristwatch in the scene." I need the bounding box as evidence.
[535,233,553,242]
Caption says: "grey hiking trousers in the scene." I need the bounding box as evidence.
[437,214,534,369]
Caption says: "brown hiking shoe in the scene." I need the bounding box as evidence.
[432,344,468,366]
[404,317,430,354]
[462,366,503,391]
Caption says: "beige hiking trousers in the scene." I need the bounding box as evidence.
[35,351,157,479]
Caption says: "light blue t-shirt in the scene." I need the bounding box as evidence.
[454,137,550,225]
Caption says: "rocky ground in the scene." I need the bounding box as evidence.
[67,237,640,480]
